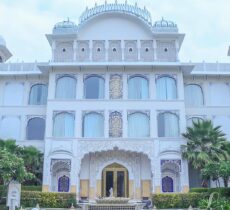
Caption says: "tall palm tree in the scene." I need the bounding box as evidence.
[181,120,229,170]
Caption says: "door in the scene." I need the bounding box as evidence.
[102,163,128,197]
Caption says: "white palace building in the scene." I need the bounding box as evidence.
[0,1,230,201]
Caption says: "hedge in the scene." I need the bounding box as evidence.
[0,185,42,205]
[21,191,76,208]
[0,188,76,208]
[190,187,230,197]
[151,193,207,208]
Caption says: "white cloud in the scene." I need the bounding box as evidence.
[0,0,229,62]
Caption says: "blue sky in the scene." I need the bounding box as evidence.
[0,0,230,62]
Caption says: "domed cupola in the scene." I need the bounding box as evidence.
[0,35,12,63]
[153,17,178,33]
[53,19,77,34]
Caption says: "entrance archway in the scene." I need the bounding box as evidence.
[102,163,129,197]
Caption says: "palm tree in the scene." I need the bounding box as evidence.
[181,120,229,186]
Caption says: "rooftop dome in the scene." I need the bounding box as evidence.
[153,17,178,33]
[0,35,6,46]
[53,19,77,34]
[79,1,152,28]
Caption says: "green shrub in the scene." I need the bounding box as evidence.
[21,185,42,191]
[151,193,207,208]
[190,187,230,197]
[21,191,76,208]
[198,193,230,210]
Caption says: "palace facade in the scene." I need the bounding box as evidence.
[0,1,230,201]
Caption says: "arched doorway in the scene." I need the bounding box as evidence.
[102,163,129,197]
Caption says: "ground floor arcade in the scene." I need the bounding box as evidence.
[42,146,189,200]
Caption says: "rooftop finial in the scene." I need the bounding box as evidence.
[115,0,118,4]
[105,0,107,4]
[95,2,97,6]
[125,0,127,4]
[135,2,137,7]
[67,17,70,22]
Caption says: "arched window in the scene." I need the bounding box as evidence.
[29,84,48,105]
[185,84,204,106]
[161,160,181,192]
[162,176,173,192]
[128,112,150,137]
[128,76,149,99]
[58,175,70,192]
[27,117,45,140]
[0,117,20,140]
[0,56,3,63]
[4,83,24,106]
[158,112,179,137]
[156,76,177,100]
[56,76,76,99]
[84,75,104,99]
[53,112,74,137]
[210,83,230,106]
[187,117,203,127]
[83,112,104,137]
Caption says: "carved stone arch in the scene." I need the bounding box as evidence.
[84,74,105,81]
[155,74,177,82]
[77,142,155,178]
[49,149,74,157]
[96,159,134,180]
[56,74,77,81]
[50,159,71,173]
[128,74,149,81]
[159,149,181,156]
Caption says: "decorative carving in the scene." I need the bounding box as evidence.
[124,40,138,61]
[92,40,105,61]
[109,111,122,137]
[50,159,71,172]
[108,40,122,61]
[109,74,123,99]
[77,41,90,61]
[156,40,176,62]
[140,40,154,61]
[161,159,181,172]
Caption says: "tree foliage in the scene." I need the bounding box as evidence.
[0,149,34,184]
[182,120,229,169]
[182,120,230,187]
[0,139,43,185]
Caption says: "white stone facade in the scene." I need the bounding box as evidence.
[0,1,230,201]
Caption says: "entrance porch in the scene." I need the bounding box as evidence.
[79,149,152,200]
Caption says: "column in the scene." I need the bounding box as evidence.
[175,40,179,61]
[123,73,128,100]
[153,39,157,61]
[42,157,51,192]
[89,40,93,61]
[121,40,125,61]
[52,40,56,62]
[77,72,83,100]
[105,40,109,61]
[153,139,161,193]
[104,110,109,138]
[73,40,77,61]
[137,40,141,61]
[181,159,189,192]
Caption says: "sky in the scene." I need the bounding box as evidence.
[0,0,230,63]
